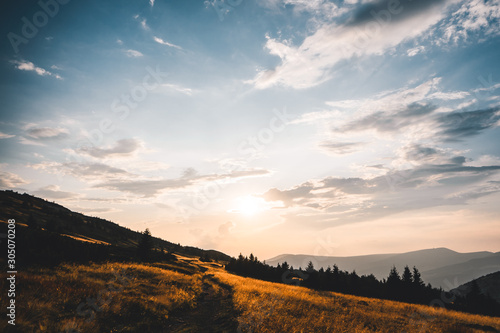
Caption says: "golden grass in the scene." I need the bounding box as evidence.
[213,270,500,333]
[1,262,203,332]
[2,260,499,332]
[61,233,111,245]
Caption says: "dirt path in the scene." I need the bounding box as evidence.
[165,273,241,333]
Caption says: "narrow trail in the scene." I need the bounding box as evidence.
[165,273,241,333]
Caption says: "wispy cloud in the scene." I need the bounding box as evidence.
[141,18,150,31]
[426,0,500,45]
[153,36,182,50]
[31,161,134,181]
[161,83,195,95]
[149,0,155,7]
[11,60,62,80]
[33,185,79,200]
[77,138,142,159]
[261,152,500,227]
[319,141,366,155]
[25,126,69,140]
[94,168,270,197]
[0,171,28,188]
[124,49,144,57]
[0,132,15,139]
[249,0,458,89]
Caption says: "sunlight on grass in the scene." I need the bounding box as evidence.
[214,270,500,333]
[1,262,203,332]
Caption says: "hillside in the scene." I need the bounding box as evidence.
[266,248,500,290]
[452,271,500,304]
[2,258,499,332]
[0,190,231,263]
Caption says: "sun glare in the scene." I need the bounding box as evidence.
[235,196,267,216]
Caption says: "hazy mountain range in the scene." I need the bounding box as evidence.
[266,248,500,290]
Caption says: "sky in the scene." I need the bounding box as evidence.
[1,0,499,260]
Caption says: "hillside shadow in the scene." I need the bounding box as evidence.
[165,273,241,333]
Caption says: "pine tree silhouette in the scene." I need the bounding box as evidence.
[137,228,153,262]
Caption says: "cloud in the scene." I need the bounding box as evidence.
[261,153,500,227]
[11,60,62,80]
[72,206,119,214]
[427,0,500,45]
[319,141,366,154]
[124,49,144,57]
[26,126,69,140]
[77,138,141,159]
[33,185,79,199]
[0,171,28,188]
[161,83,194,95]
[149,0,155,7]
[94,168,271,197]
[262,182,315,207]
[407,45,425,56]
[435,107,500,142]
[153,36,182,50]
[31,161,133,181]
[0,132,15,139]
[218,168,270,179]
[249,0,457,89]
[94,178,191,197]
[339,102,437,133]
[324,79,499,142]
[347,0,451,26]
[267,0,345,19]
[140,19,150,31]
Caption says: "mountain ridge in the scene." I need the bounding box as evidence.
[0,190,232,263]
[266,248,499,290]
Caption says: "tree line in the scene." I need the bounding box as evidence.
[225,253,499,317]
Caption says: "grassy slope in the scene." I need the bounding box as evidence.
[1,259,499,332]
[215,270,500,332]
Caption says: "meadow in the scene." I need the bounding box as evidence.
[1,257,499,332]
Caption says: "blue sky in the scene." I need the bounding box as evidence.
[1,0,500,259]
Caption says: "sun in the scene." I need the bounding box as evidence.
[235,196,267,216]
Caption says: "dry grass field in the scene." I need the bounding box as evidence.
[214,270,500,333]
[1,260,499,332]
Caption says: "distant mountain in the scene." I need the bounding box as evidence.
[451,271,500,303]
[266,248,500,290]
[0,190,231,263]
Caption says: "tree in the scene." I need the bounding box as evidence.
[402,266,413,285]
[137,228,153,262]
[306,261,315,273]
[386,266,401,300]
[387,266,400,284]
[412,267,424,288]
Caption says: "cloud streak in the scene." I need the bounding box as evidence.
[11,60,62,80]
[249,0,460,89]
[77,138,141,159]
[153,36,182,50]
